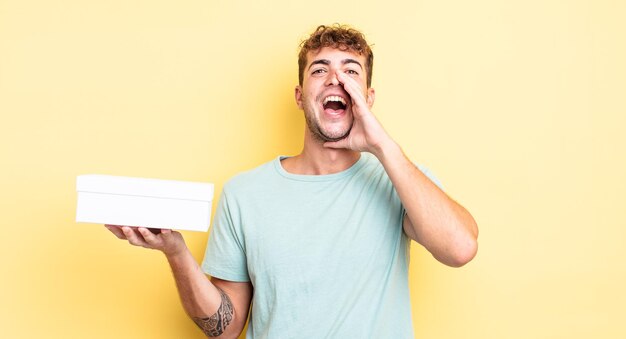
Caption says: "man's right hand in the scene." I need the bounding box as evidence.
[104,225,187,258]
[104,224,253,337]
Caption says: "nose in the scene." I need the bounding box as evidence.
[326,71,340,86]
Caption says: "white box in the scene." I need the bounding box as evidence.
[76,174,214,232]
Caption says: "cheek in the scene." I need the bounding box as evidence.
[304,91,319,105]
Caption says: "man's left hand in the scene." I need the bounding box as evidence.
[323,71,395,157]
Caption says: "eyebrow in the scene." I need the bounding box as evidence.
[308,58,363,70]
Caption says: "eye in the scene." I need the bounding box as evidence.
[346,69,359,75]
[312,68,327,75]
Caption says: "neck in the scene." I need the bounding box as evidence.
[281,129,360,175]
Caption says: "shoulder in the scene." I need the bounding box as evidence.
[361,152,384,170]
[357,152,389,179]
[221,157,279,196]
[359,152,444,189]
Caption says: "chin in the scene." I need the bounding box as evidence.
[318,124,353,142]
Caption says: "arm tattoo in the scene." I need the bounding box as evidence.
[192,287,234,337]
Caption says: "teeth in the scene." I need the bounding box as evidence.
[323,96,346,105]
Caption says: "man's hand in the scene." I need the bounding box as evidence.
[105,225,187,258]
[323,71,395,157]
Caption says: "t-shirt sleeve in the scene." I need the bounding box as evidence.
[201,188,250,282]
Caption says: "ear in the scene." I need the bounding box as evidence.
[295,85,303,109]
[366,87,375,108]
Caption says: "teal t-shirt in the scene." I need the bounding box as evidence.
[202,153,441,339]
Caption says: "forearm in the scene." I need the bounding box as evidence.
[165,250,237,338]
[375,140,478,266]
[166,249,221,317]
[106,226,242,337]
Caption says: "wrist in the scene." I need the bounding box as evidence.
[164,245,190,264]
[371,136,401,162]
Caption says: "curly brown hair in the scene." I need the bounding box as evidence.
[298,24,374,87]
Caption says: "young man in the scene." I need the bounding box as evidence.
[106,24,478,338]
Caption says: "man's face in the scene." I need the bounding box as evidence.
[295,47,373,143]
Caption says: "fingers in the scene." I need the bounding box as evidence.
[104,223,181,254]
[105,224,180,253]
[337,72,367,108]
[105,224,127,239]
[324,140,348,149]
[136,227,161,246]
[121,226,152,248]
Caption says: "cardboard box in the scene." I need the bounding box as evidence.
[76,174,214,232]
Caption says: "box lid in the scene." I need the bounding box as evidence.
[76,175,214,201]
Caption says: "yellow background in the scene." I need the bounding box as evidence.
[1,0,624,338]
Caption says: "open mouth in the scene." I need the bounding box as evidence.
[322,95,347,113]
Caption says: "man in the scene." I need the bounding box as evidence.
[106,24,478,338]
